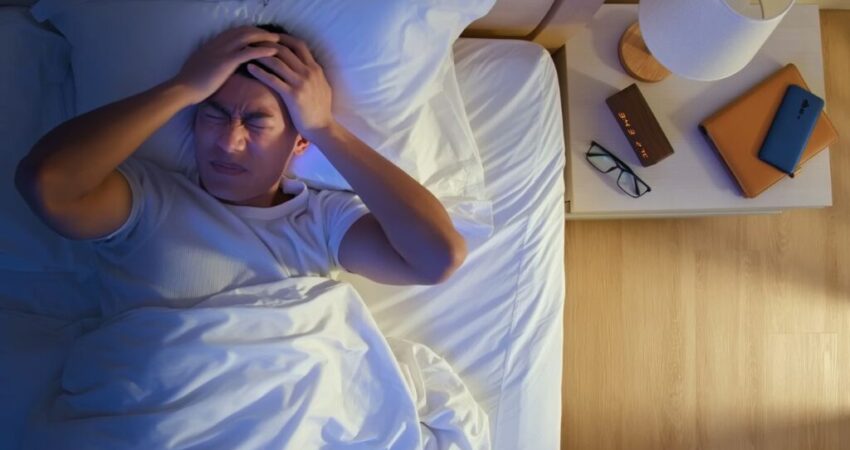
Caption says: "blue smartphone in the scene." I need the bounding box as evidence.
[758,84,824,177]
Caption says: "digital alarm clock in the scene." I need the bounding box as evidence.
[605,84,674,167]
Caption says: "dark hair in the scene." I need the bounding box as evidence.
[234,23,289,81]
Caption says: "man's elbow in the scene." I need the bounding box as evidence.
[15,156,64,211]
[421,233,468,285]
[14,157,42,206]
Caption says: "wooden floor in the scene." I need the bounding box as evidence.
[561,10,850,450]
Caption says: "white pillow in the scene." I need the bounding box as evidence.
[0,6,97,273]
[30,0,495,239]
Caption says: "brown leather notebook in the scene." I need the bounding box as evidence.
[699,63,839,198]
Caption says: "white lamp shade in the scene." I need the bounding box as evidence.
[639,0,792,81]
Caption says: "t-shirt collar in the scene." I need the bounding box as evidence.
[221,177,309,220]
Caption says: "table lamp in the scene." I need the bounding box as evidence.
[618,0,794,82]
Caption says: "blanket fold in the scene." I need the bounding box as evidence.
[23,277,489,450]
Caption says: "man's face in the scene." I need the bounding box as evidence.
[193,73,307,207]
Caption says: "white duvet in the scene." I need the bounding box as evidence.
[21,277,490,450]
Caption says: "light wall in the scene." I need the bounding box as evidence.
[750,0,848,9]
[609,0,849,9]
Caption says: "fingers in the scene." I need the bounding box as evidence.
[276,33,318,67]
[235,45,278,66]
[246,63,292,95]
[275,44,309,75]
[214,27,319,70]
[251,42,310,75]
[220,28,323,100]
[253,54,300,84]
[251,42,308,75]
[214,25,279,52]
[229,30,280,53]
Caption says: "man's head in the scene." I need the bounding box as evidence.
[193,23,308,208]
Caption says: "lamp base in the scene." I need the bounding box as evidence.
[618,22,671,83]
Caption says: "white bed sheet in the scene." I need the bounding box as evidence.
[0,9,566,448]
[338,38,566,450]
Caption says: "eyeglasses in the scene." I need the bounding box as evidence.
[585,141,651,198]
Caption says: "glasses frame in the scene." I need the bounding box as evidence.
[585,141,652,198]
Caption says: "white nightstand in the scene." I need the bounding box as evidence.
[556,4,832,219]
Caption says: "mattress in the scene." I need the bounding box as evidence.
[0,6,566,448]
[338,39,566,450]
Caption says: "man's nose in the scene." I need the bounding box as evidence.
[217,121,248,153]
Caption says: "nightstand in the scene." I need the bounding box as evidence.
[555,4,832,219]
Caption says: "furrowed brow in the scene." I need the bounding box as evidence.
[203,100,274,120]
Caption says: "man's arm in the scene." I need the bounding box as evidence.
[15,26,280,240]
[310,124,467,284]
[248,35,467,284]
[15,78,197,240]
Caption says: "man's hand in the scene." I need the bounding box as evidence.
[173,26,280,105]
[247,33,466,285]
[246,34,335,140]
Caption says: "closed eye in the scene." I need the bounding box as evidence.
[246,120,271,130]
[200,105,227,121]
[203,112,227,121]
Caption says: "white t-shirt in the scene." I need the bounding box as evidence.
[85,157,370,318]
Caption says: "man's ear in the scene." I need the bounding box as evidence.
[294,134,310,155]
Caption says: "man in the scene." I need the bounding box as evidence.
[15,25,467,317]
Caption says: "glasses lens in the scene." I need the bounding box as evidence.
[587,148,618,173]
[617,171,650,197]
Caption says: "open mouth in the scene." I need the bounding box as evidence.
[210,161,246,175]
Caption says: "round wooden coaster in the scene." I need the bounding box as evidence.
[618,21,671,83]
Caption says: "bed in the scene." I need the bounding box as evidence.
[0,0,600,448]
